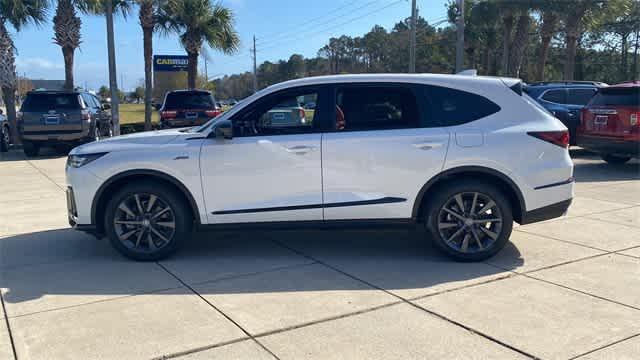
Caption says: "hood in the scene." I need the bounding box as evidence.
[70,128,194,155]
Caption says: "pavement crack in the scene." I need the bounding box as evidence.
[153,262,282,360]
[268,239,538,359]
[569,332,640,359]
[0,291,18,360]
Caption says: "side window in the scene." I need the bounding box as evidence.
[233,91,318,137]
[81,93,95,108]
[425,85,501,126]
[541,89,566,104]
[92,95,102,108]
[335,85,419,131]
[567,88,596,105]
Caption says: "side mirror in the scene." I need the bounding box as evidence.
[213,119,233,140]
[102,103,111,110]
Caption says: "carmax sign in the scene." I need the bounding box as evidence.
[153,55,189,72]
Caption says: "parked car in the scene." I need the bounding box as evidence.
[524,81,606,144]
[159,89,221,128]
[0,109,9,152]
[261,96,311,127]
[19,90,112,157]
[66,74,573,261]
[577,81,640,164]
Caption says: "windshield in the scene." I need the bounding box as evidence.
[22,93,81,112]
[163,92,215,110]
[589,88,639,106]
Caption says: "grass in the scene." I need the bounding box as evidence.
[119,103,159,125]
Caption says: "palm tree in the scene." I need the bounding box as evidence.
[86,0,130,135]
[507,7,533,77]
[0,0,48,144]
[137,0,157,131]
[534,1,561,81]
[52,0,85,90]
[158,0,239,89]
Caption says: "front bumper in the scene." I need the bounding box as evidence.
[577,135,639,157]
[67,186,101,237]
[520,198,572,225]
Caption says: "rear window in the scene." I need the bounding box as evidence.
[589,88,640,106]
[21,93,81,112]
[163,92,215,110]
[567,88,597,105]
[425,85,501,126]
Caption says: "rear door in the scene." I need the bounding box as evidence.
[321,83,449,220]
[582,87,640,138]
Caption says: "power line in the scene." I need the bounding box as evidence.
[257,0,406,53]
[257,0,370,41]
[256,0,385,46]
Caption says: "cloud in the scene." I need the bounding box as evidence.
[16,57,64,70]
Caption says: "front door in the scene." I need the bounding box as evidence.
[322,83,450,220]
[200,86,328,224]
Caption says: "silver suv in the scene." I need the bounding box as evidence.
[19,90,112,156]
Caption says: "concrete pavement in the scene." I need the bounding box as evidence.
[1,148,639,359]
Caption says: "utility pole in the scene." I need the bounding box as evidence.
[106,0,120,136]
[252,35,258,92]
[455,0,465,73]
[409,0,417,73]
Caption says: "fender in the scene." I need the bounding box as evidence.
[91,169,201,229]
[411,166,526,221]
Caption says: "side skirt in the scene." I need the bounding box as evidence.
[197,218,418,232]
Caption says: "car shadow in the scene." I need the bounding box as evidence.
[570,148,640,183]
[0,227,522,307]
[0,147,66,162]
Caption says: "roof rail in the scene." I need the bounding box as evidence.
[527,80,607,86]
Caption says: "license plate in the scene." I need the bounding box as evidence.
[185,112,197,119]
[594,115,608,125]
[44,116,60,125]
[272,113,285,120]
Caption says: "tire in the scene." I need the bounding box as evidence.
[23,141,40,157]
[602,154,631,165]
[0,125,9,152]
[91,124,101,142]
[424,180,513,262]
[104,181,192,261]
[104,122,114,138]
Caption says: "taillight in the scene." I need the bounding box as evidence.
[299,108,306,124]
[205,109,221,117]
[528,130,570,148]
[81,110,90,121]
[161,110,177,119]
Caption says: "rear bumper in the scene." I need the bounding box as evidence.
[577,135,640,157]
[520,198,572,225]
[22,127,90,142]
[161,118,207,128]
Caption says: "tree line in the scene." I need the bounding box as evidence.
[213,0,639,100]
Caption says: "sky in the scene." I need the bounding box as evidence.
[13,0,450,91]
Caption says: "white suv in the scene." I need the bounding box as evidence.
[66,74,574,261]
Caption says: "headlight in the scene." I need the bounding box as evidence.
[66,153,107,168]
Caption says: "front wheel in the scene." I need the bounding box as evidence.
[602,154,631,165]
[424,181,513,261]
[105,181,192,261]
[0,125,9,152]
[23,141,40,157]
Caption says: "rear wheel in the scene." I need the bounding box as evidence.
[0,125,9,152]
[105,181,192,261]
[424,180,513,261]
[23,141,40,157]
[602,154,631,165]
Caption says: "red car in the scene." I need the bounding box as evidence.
[577,81,640,164]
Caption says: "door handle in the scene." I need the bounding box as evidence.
[285,145,316,154]
[413,142,443,150]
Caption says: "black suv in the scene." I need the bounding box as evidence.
[159,89,221,128]
[19,90,112,157]
[524,81,606,145]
